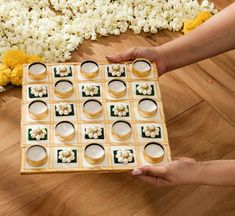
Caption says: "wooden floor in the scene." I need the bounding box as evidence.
[1,1,235,215]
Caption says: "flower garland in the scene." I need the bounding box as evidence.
[0,0,216,64]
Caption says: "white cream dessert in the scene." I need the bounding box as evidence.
[132,59,151,77]
[83,100,102,118]
[115,149,133,165]
[142,124,160,138]
[55,65,71,77]
[26,145,47,167]
[55,80,74,98]
[30,126,47,141]
[30,85,47,97]
[28,63,47,80]
[55,121,75,141]
[56,102,72,116]
[80,60,99,78]
[136,83,152,95]
[58,149,75,163]
[108,79,126,98]
[83,84,99,96]
[112,121,131,140]
[144,143,164,163]
[28,100,48,120]
[84,144,105,164]
[112,104,128,117]
[138,99,158,117]
[85,126,102,139]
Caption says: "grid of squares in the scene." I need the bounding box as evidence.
[21,62,171,174]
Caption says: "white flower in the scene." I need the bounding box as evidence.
[30,85,47,97]
[0,1,216,62]
[82,84,99,96]
[115,149,133,164]
[85,126,102,139]
[56,102,72,115]
[55,65,71,77]
[58,149,75,163]
[112,104,128,117]
[136,83,152,95]
[142,124,160,138]
[30,126,47,141]
[108,64,124,77]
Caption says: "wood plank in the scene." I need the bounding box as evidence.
[8,173,172,216]
[172,59,235,126]
[133,185,235,216]
[159,73,202,121]
[0,144,76,215]
[0,87,22,152]
[168,101,235,160]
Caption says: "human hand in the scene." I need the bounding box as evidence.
[106,47,167,76]
[131,157,200,187]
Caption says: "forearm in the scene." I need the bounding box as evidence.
[157,3,235,73]
[194,160,235,186]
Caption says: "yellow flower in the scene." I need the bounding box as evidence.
[197,11,213,22]
[10,64,23,86]
[183,11,212,34]
[28,54,43,64]
[2,50,28,69]
[0,63,11,86]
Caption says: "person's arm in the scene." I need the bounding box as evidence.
[106,3,235,76]
[131,158,235,187]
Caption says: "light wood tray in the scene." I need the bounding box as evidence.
[20,61,171,174]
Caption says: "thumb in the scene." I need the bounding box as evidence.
[106,47,139,63]
[132,165,167,177]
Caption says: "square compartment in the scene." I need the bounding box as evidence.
[136,123,165,143]
[106,102,131,121]
[26,124,50,145]
[53,102,77,122]
[78,83,103,99]
[53,147,79,169]
[111,146,137,167]
[81,123,106,142]
[105,64,126,79]
[52,65,74,79]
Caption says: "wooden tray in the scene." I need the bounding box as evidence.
[20,60,171,174]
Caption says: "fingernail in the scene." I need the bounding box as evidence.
[132,169,142,175]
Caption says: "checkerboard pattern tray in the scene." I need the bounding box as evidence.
[20,60,171,174]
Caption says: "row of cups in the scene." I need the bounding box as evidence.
[28,97,158,121]
[26,142,165,168]
[27,59,153,81]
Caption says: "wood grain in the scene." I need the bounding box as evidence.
[0,0,235,215]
